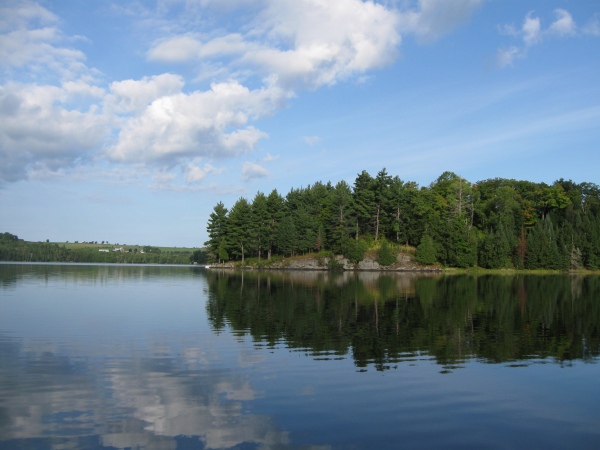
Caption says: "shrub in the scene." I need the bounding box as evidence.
[377,240,397,266]
[343,238,368,264]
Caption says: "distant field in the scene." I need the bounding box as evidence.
[53,242,197,253]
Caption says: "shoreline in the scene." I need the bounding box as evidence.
[205,254,600,274]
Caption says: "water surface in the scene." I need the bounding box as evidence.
[1,263,599,449]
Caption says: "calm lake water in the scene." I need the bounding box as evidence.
[1,263,599,449]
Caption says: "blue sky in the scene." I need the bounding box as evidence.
[1,0,599,247]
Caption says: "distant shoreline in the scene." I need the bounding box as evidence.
[0,233,207,265]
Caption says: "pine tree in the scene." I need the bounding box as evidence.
[416,235,436,265]
[250,192,269,261]
[205,202,228,263]
[226,198,252,264]
[353,170,376,239]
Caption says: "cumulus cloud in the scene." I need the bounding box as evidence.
[0,1,108,183]
[241,162,269,182]
[0,0,486,187]
[107,74,185,115]
[497,9,598,68]
[107,80,286,165]
[0,83,107,182]
[148,0,401,90]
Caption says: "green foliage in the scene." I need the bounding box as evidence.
[205,170,600,270]
[328,258,344,270]
[479,226,512,269]
[416,235,436,265]
[377,240,397,266]
[0,232,20,242]
[190,249,208,264]
[226,197,252,262]
[205,202,228,263]
[0,236,194,264]
[526,216,561,269]
[343,238,368,264]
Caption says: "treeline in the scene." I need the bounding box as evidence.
[0,233,206,264]
[205,170,600,269]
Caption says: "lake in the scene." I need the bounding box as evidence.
[1,263,599,449]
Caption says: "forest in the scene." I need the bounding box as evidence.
[205,170,600,270]
[0,233,206,264]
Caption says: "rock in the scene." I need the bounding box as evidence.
[358,259,380,270]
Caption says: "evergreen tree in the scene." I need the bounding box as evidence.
[416,235,436,265]
[373,168,392,241]
[226,198,252,263]
[479,226,512,269]
[327,180,354,251]
[205,202,228,263]
[353,170,376,239]
[388,176,409,244]
[526,216,561,269]
[250,192,270,261]
[265,189,285,260]
[276,215,298,256]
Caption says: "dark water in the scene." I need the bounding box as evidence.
[1,263,599,449]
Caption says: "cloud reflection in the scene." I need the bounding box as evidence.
[0,336,288,449]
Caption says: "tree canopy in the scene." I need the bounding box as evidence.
[205,170,600,270]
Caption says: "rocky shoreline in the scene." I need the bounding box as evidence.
[206,253,442,272]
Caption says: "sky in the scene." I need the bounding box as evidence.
[0,0,599,247]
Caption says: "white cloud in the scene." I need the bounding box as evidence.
[0,0,489,188]
[522,13,541,46]
[0,1,93,83]
[241,162,269,182]
[496,46,520,68]
[0,83,108,182]
[107,80,285,165]
[548,9,576,37]
[497,8,598,68]
[396,0,483,43]
[184,161,222,183]
[148,0,401,90]
[107,74,185,114]
[148,34,250,62]
[0,0,57,31]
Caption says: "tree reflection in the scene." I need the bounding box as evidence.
[206,270,600,370]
